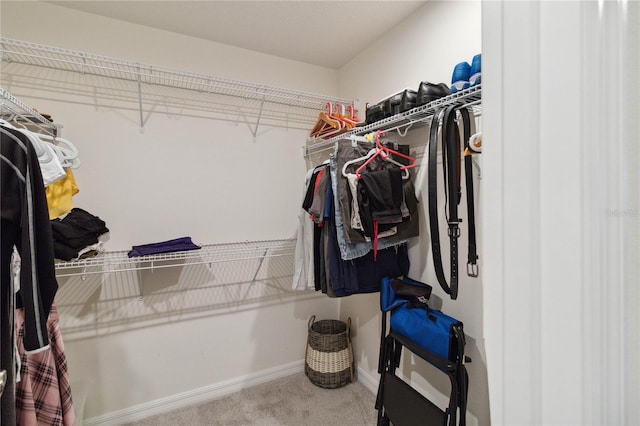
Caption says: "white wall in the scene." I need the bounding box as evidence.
[336,2,488,425]
[1,0,340,250]
[1,1,339,421]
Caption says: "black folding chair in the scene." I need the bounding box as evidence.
[375,278,469,426]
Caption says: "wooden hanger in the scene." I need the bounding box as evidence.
[316,102,347,139]
[310,111,339,137]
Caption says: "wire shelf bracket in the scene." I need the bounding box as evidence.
[251,96,266,143]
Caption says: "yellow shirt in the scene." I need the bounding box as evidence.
[45,169,79,220]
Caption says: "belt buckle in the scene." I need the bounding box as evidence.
[447,223,460,238]
[467,262,479,277]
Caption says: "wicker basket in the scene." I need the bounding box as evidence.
[304,315,354,389]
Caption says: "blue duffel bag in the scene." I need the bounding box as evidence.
[381,276,464,362]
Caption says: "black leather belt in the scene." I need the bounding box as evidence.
[460,107,479,277]
[428,105,478,299]
[428,105,460,299]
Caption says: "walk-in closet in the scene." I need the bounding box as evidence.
[1,1,638,425]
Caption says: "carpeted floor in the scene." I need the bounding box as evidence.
[123,372,378,426]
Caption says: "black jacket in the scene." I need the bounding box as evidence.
[1,125,58,352]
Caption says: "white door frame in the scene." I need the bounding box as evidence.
[482,1,639,423]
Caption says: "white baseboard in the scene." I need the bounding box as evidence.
[356,366,380,395]
[83,360,304,426]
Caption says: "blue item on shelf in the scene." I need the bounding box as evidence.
[469,54,482,87]
[450,61,471,94]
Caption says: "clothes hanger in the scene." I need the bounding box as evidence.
[37,134,81,169]
[341,135,410,179]
[355,130,415,179]
[375,148,411,180]
[0,115,18,125]
[377,132,417,168]
[0,118,17,129]
[336,104,359,129]
[341,132,379,176]
[0,118,57,167]
[353,131,388,178]
[342,148,378,177]
[310,103,343,138]
[10,126,52,162]
[317,102,346,138]
[349,105,359,123]
[310,111,339,137]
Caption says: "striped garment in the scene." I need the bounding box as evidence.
[15,304,76,426]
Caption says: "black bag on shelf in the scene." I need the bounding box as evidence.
[383,92,404,117]
[416,82,450,106]
[366,83,446,125]
[366,102,386,124]
[399,89,418,113]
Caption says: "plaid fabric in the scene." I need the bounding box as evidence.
[15,303,76,426]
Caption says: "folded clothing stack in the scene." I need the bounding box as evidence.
[128,237,201,258]
[51,208,109,261]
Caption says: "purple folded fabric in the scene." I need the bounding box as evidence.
[127,237,201,258]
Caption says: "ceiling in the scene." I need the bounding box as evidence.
[48,1,428,69]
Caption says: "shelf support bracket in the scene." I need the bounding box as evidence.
[137,264,144,301]
[472,156,482,180]
[251,248,269,282]
[251,96,266,143]
[137,66,145,133]
[80,54,87,75]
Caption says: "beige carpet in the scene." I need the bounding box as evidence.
[123,372,378,426]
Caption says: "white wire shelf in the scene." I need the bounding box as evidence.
[0,87,60,136]
[0,38,354,113]
[304,84,482,157]
[54,238,296,277]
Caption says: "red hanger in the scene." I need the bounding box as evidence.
[337,103,359,129]
[355,130,416,178]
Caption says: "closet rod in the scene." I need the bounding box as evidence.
[0,38,354,111]
[0,87,60,136]
[304,85,482,157]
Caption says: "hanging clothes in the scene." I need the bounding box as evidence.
[292,168,317,290]
[0,125,58,352]
[15,303,75,426]
[294,137,416,296]
[1,124,60,425]
[357,167,405,259]
[45,169,79,220]
[334,140,419,256]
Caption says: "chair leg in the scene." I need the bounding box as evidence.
[447,371,458,426]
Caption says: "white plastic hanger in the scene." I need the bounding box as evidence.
[342,148,377,177]
[37,134,81,169]
[341,146,410,180]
